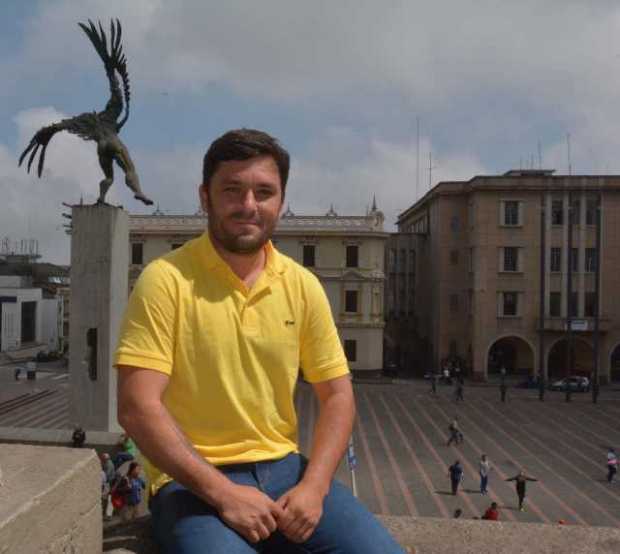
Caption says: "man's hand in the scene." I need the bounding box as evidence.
[276,481,325,543]
[217,483,284,543]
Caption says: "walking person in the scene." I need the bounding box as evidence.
[607,447,618,483]
[119,462,146,522]
[506,470,538,511]
[430,372,438,395]
[454,376,464,402]
[448,460,464,495]
[446,417,463,446]
[479,454,491,495]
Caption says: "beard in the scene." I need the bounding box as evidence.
[208,212,276,255]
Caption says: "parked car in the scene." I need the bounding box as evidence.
[549,376,590,392]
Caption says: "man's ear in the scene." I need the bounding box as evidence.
[198,183,209,213]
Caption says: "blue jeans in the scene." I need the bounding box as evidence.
[480,474,488,494]
[150,453,404,554]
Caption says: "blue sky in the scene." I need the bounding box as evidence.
[2,1,620,263]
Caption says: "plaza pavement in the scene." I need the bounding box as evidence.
[1,366,619,528]
[297,380,620,527]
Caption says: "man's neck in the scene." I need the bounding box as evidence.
[210,235,267,287]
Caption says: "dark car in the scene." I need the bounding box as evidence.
[549,376,590,392]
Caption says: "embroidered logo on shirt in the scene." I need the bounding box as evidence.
[285,320,295,326]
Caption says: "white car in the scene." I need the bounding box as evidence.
[549,376,590,392]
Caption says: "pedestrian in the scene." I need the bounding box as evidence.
[443,364,451,385]
[114,129,404,553]
[479,454,491,495]
[482,502,499,521]
[607,447,618,483]
[448,460,464,495]
[430,372,437,394]
[101,453,116,485]
[500,382,507,402]
[454,378,464,402]
[113,434,137,469]
[447,417,463,446]
[71,426,86,448]
[506,470,538,511]
[119,462,146,522]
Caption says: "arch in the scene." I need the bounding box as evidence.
[546,336,594,379]
[486,334,535,376]
[609,342,620,382]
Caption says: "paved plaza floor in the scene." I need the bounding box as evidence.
[297,380,620,528]
[2,367,619,528]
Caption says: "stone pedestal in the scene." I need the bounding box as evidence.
[69,204,128,432]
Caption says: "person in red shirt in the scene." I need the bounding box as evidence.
[482,502,499,521]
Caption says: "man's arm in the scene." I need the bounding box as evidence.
[117,365,283,543]
[276,374,355,543]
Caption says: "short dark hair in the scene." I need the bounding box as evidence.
[202,128,290,196]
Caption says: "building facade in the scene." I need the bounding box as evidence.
[128,205,388,372]
[392,169,620,382]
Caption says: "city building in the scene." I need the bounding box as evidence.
[128,203,388,372]
[390,169,620,382]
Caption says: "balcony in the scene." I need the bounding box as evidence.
[537,317,611,333]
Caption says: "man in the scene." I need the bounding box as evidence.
[446,416,463,446]
[115,129,403,553]
[479,454,490,495]
[482,502,499,521]
[506,469,538,512]
[448,459,464,495]
[118,461,146,522]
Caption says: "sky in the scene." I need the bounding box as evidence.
[2,0,620,264]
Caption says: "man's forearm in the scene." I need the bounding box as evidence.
[302,389,355,497]
[119,402,231,507]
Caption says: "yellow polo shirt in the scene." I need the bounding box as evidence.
[114,232,349,495]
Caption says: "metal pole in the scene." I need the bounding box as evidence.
[539,190,546,401]
[565,191,574,402]
[593,193,602,403]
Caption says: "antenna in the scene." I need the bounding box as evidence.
[416,116,420,200]
[567,133,572,175]
[537,140,543,169]
[428,151,437,190]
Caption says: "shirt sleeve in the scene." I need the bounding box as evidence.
[299,271,349,383]
[114,259,177,375]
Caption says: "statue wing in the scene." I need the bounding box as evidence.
[18,113,99,177]
[78,19,131,130]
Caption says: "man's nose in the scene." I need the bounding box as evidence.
[240,190,257,210]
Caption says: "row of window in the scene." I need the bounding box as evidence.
[500,196,598,227]
[497,246,597,273]
[302,244,359,268]
[448,290,598,318]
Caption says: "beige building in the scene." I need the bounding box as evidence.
[390,169,620,382]
[128,204,388,372]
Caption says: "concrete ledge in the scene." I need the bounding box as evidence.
[104,514,620,554]
[0,426,123,446]
[0,444,102,554]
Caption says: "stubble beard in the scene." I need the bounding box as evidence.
[208,214,275,255]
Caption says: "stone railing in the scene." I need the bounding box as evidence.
[3,443,620,554]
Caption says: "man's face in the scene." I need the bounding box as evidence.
[199,156,283,255]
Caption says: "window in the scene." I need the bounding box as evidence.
[551,199,564,225]
[346,245,359,268]
[131,243,143,265]
[502,201,521,226]
[409,250,416,273]
[586,196,597,225]
[468,289,474,316]
[469,247,475,273]
[344,339,357,362]
[585,248,596,273]
[389,249,396,271]
[569,197,580,225]
[501,247,520,272]
[570,248,579,273]
[569,291,578,318]
[399,249,406,272]
[450,250,459,265]
[500,291,519,317]
[449,293,459,313]
[345,290,358,313]
[550,247,562,273]
[451,215,459,232]
[550,292,562,317]
[585,292,597,317]
[303,244,316,267]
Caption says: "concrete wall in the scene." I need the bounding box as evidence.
[40,296,63,352]
[0,444,102,554]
